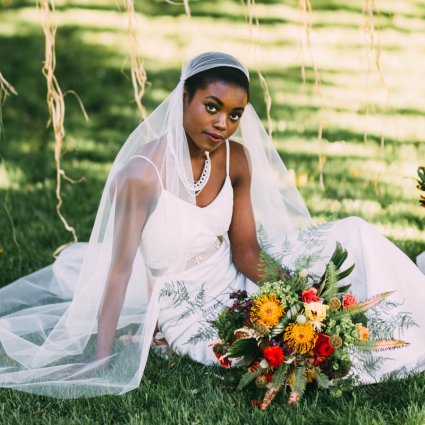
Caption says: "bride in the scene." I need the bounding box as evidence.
[0,52,424,398]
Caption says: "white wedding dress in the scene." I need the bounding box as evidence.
[0,141,424,396]
[139,140,425,383]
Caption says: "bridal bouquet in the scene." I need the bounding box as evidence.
[211,243,410,409]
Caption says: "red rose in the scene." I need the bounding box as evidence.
[313,356,326,366]
[215,353,232,368]
[263,346,284,367]
[313,333,334,358]
[263,372,273,383]
[301,287,320,303]
[342,292,358,308]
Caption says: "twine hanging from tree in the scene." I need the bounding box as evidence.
[363,0,389,150]
[363,0,389,198]
[165,0,191,18]
[242,0,274,138]
[124,0,148,120]
[298,0,325,191]
[0,72,17,139]
[1,75,21,271]
[40,0,79,256]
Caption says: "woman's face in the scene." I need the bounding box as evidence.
[183,81,248,155]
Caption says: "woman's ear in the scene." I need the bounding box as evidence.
[183,88,188,104]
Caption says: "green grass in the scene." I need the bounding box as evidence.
[0,352,425,425]
[0,0,424,423]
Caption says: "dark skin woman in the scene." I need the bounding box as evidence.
[96,67,288,359]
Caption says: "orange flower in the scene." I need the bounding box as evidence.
[283,323,317,354]
[356,324,369,340]
[250,294,284,327]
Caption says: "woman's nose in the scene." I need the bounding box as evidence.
[213,113,226,130]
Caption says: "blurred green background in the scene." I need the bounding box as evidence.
[0,0,424,280]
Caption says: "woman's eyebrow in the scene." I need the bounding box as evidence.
[204,95,245,111]
[204,95,224,106]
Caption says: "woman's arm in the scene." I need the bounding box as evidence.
[228,143,290,284]
[96,160,158,360]
[228,143,263,283]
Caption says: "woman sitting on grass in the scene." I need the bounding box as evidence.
[0,51,424,398]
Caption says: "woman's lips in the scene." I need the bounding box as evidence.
[205,132,224,143]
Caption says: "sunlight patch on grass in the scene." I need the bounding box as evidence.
[0,163,25,190]
[324,110,425,142]
[375,223,425,241]
[0,163,10,189]
[277,139,378,158]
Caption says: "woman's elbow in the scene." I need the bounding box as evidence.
[232,247,260,273]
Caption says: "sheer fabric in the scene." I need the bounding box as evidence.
[0,52,311,397]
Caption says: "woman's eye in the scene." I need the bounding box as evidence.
[230,113,241,122]
[205,104,217,113]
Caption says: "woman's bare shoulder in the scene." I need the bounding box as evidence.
[228,140,251,182]
[112,138,165,197]
[229,139,250,162]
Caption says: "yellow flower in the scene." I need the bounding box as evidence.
[306,367,316,383]
[287,371,296,388]
[250,294,284,327]
[304,302,329,322]
[283,323,317,354]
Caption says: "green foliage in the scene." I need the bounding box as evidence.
[228,338,258,360]
[237,367,262,391]
[258,250,286,284]
[292,364,307,399]
[318,243,356,301]
[272,363,290,388]
[320,261,338,300]
[255,280,299,309]
[314,367,331,389]
[213,309,244,344]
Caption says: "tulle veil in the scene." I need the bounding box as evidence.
[0,52,311,397]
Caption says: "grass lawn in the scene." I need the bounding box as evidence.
[0,0,424,423]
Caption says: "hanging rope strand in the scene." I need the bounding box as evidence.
[363,0,389,151]
[363,0,390,199]
[125,0,148,120]
[298,0,325,190]
[40,0,78,256]
[243,0,274,138]
[0,72,18,139]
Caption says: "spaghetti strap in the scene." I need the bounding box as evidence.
[132,155,164,190]
[225,140,230,177]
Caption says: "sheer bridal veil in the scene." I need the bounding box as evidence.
[0,52,311,397]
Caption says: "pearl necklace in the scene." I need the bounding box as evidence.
[178,150,212,197]
[193,151,211,196]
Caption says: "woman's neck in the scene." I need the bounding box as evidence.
[186,135,206,160]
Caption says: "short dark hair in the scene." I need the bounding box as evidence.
[184,66,250,102]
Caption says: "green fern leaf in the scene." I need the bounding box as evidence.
[272,363,289,388]
[293,364,307,399]
[237,367,262,390]
[314,367,331,388]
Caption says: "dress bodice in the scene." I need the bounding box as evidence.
[138,141,233,274]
